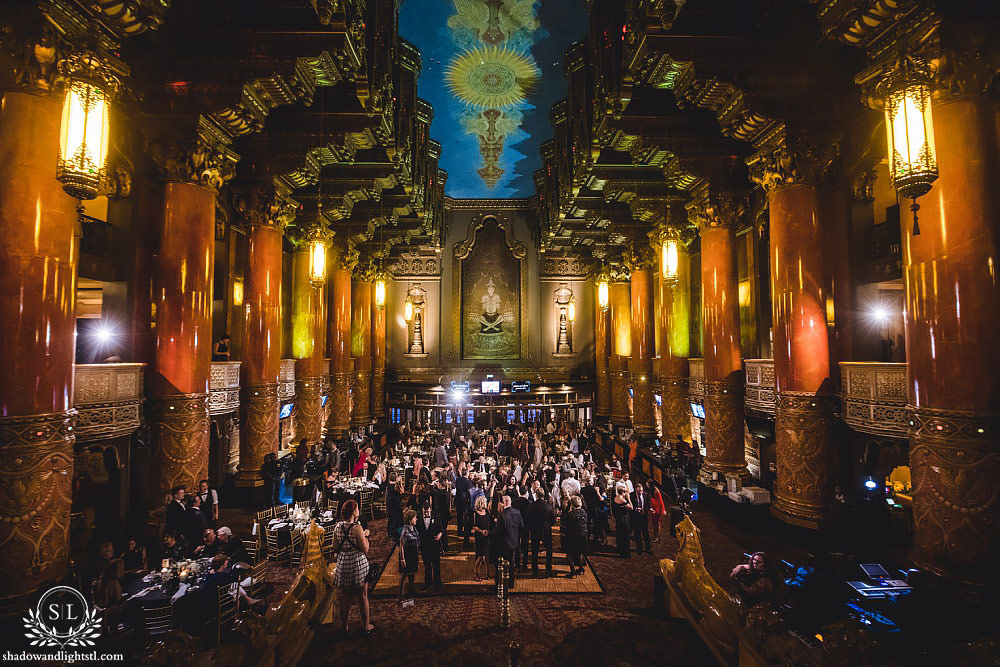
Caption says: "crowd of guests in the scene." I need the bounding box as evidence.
[362,421,678,601]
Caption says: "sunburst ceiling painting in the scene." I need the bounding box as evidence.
[400,0,587,198]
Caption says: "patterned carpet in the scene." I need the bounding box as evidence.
[223,502,810,667]
[373,526,604,597]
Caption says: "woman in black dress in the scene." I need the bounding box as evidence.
[612,484,633,558]
[386,472,404,541]
[471,495,492,581]
[398,509,419,602]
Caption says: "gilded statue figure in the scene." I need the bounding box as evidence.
[480,278,503,333]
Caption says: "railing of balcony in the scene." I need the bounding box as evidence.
[279,359,296,401]
[209,361,241,415]
[73,363,145,442]
[744,359,775,416]
[839,362,908,438]
[688,358,704,402]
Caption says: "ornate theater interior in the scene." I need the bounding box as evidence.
[0,0,998,664]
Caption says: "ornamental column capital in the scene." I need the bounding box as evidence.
[747,134,840,191]
[145,119,239,191]
[685,186,746,229]
[234,186,298,232]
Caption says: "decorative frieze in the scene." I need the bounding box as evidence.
[744,359,776,416]
[73,363,145,441]
[839,362,907,438]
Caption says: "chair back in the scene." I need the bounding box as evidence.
[255,507,273,522]
[141,601,173,638]
[360,488,375,520]
[211,581,239,645]
[273,504,288,518]
[249,559,269,600]
[321,525,336,561]
[294,500,310,512]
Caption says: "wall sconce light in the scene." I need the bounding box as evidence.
[57,51,119,200]
[232,278,244,306]
[568,301,576,322]
[879,57,938,235]
[404,300,414,322]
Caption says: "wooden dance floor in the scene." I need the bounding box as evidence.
[372,526,604,597]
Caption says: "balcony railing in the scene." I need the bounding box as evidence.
[688,358,704,402]
[209,362,241,415]
[744,359,776,416]
[279,359,296,401]
[839,362,908,438]
[73,363,145,442]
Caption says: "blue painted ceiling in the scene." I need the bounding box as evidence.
[400,0,588,198]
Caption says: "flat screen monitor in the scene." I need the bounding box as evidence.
[860,563,891,580]
[279,403,294,419]
[482,380,500,394]
[690,402,706,419]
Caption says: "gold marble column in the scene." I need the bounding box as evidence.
[351,277,373,426]
[0,89,77,602]
[292,231,328,446]
[594,281,611,419]
[146,147,229,500]
[372,280,387,421]
[235,189,291,488]
[659,241,692,441]
[610,280,632,426]
[690,191,747,480]
[627,247,656,439]
[900,67,1000,585]
[326,244,354,439]
[753,143,837,529]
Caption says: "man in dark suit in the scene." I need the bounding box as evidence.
[528,488,555,575]
[495,494,523,590]
[454,464,472,545]
[184,495,209,556]
[631,483,652,554]
[165,486,187,539]
[416,503,443,592]
[512,488,532,571]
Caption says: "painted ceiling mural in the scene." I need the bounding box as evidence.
[400,0,587,198]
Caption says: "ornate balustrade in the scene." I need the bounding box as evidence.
[279,359,296,401]
[688,358,704,402]
[839,362,908,438]
[73,363,145,442]
[744,359,775,416]
[209,361,241,415]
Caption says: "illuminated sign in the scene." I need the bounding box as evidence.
[510,381,531,393]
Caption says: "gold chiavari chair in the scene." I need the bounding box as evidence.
[265,526,291,563]
[141,601,173,647]
[273,504,288,518]
[255,507,273,523]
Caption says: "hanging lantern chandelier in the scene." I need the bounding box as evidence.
[878,56,938,235]
[660,227,680,286]
[306,225,331,287]
[56,50,120,200]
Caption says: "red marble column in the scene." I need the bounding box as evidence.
[237,215,283,488]
[630,261,656,439]
[594,284,611,419]
[768,181,835,529]
[292,246,326,446]
[372,285,386,421]
[0,91,77,602]
[905,93,1000,585]
[148,180,215,502]
[698,206,747,480]
[610,281,632,426]
[351,279,372,425]
[326,245,353,439]
[659,249,691,441]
